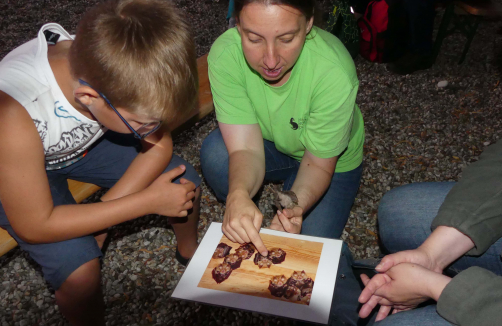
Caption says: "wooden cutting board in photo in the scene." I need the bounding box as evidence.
[197,233,323,305]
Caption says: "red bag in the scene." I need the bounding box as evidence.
[358,0,407,63]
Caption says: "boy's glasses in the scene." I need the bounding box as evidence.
[78,79,162,140]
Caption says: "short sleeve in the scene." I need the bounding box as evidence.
[208,47,258,125]
[300,71,359,158]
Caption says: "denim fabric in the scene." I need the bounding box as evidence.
[296,243,376,326]
[0,131,201,290]
[200,128,362,239]
[330,243,377,326]
[376,182,502,326]
[379,182,502,275]
[375,305,453,326]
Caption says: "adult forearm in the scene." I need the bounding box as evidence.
[291,160,333,212]
[228,149,265,198]
[437,267,502,325]
[432,139,502,255]
[420,226,475,271]
[24,192,151,243]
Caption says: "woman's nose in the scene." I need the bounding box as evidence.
[263,45,280,69]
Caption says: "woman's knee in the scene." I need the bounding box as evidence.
[200,129,230,200]
[378,184,420,231]
[378,182,454,253]
[201,129,227,170]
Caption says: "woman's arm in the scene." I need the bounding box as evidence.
[292,150,337,213]
[270,150,337,233]
[219,122,269,255]
[437,266,502,326]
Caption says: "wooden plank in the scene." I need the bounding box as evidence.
[171,54,214,136]
[454,0,502,16]
[0,229,18,256]
[68,180,102,204]
[0,54,214,256]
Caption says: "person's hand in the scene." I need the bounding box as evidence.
[269,206,303,234]
[223,190,268,256]
[358,263,451,321]
[144,165,196,217]
[374,247,443,274]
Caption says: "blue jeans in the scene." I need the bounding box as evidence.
[200,128,363,239]
[329,243,377,326]
[376,182,502,326]
[0,131,201,290]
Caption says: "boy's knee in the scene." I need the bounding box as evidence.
[57,259,101,296]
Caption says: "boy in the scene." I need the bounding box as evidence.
[0,0,201,325]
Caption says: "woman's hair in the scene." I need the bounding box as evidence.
[69,0,198,124]
[234,0,316,22]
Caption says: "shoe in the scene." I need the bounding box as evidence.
[175,247,191,267]
[387,52,433,75]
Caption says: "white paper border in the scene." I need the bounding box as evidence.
[172,222,342,324]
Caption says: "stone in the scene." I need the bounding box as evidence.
[437,80,448,88]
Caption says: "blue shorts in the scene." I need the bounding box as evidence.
[0,131,201,290]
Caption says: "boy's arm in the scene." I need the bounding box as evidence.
[0,92,194,244]
[101,130,174,201]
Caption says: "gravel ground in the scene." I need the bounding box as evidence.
[1,1,502,325]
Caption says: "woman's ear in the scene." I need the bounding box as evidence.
[73,85,100,107]
[236,19,242,35]
[306,15,314,34]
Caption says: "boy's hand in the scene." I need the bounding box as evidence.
[223,190,268,256]
[269,207,303,234]
[146,165,196,217]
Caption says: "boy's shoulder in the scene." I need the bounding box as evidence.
[208,28,242,65]
[0,23,72,106]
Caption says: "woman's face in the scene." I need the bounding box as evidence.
[237,3,313,87]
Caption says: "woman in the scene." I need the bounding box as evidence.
[200,0,364,255]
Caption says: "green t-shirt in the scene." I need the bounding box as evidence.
[208,27,364,173]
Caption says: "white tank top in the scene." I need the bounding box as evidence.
[0,23,106,170]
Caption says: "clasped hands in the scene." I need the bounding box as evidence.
[358,248,452,322]
[222,190,303,256]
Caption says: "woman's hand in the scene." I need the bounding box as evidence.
[269,206,303,234]
[375,226,474,275]
[374,247,443,274]
[223,190,268,256]
[358,263,451,322]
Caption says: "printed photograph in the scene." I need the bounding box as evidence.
[198,234,323,305]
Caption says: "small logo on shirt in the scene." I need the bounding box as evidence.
[54,101,81,122]
[290,118,299,130]
[43,30,60,45]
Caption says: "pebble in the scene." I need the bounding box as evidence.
[437,80,449,88]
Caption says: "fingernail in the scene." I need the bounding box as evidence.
[375,263,383,271]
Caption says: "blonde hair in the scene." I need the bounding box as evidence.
[69,0,198,124]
